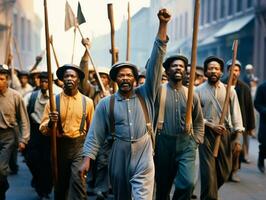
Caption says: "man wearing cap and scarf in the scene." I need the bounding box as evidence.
[195,56,244,200]
[39,64,94,200]
[154,55,204,200]
[80,8,170,200]
[222,59,255,182]
[0,64,30,200]
[24,72,53,198]
[15,70,33,97]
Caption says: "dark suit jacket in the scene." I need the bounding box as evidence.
[222,78,255,131]
[254,81,266,143]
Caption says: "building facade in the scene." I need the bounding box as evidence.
[0,0,42,70]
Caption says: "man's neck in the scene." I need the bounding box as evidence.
[208,79,220,87]
[118,90,133,99]
[0,87,8,95]
[64,89,78,96]
[169,79,183,90]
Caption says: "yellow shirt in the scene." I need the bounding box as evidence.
[40,91,94,138]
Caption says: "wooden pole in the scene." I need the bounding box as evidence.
[13,37,23,70]
[107,4,117,65]
[126,2,131,61]
[49,35,60,68]
[71,27,77,64]
[185,0,200,133]
[43,0,58,184]
[213,40,239,157]
[76,26,106,93]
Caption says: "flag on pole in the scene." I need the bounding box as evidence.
[77,2,86,25]
[65,1,76,31]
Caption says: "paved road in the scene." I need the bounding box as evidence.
[6,138,266,200]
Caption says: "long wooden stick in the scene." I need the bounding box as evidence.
[13,37,23,70]
[107,4,117,65]
[71,27,77,64]
[185,0,200,133]
[43,0,58,184]
[76,26,106,93]
[49,35,60,68]
[213,40,238,157]
[126,2,131,61]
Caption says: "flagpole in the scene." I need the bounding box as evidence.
[49,35,60,68]
[43,0,58,185]
[71,26,77,64]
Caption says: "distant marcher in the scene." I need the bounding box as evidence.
[254,80,266,173]
[223,60,255,183]
[137,70,146,86]
[0,64,30,200]
[24,72,53,198]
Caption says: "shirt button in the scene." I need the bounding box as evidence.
[130,123,132,126]
[131,136,133,139]
[129,110,131,112]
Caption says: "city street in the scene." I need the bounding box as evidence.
[6,138,266,200]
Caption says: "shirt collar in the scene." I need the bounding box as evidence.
[62,90,80,100]
[115,89,137,101]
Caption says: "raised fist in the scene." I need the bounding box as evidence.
[157,8,171,23]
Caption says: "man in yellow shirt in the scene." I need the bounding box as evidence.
[40,64,94,200]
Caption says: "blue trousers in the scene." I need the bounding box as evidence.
[155,133,197,200]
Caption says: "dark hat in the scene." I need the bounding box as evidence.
[163,55,189,70]
[109,62,138,81]
[226,59,241,70]
[56,64,85,81]
[39,71,49,79]
[0,64,10,74]
[203,56,224,73]
[138,70,146,79]
[18,70,30,77]
[196,66,204,76]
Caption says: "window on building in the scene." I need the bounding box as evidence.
[247,0,253,8]
[175,17,179,40]
[236,0,243,12]
[200,0,205,25]
[13,13,18,39]
[21,17,25,50]
[27,20,31,51]
[180,14,183,38]
[228,0,234,16]
[207,0,211,23]
[220,0,225,19]
[213,0,218,21]
[185,12,188,36]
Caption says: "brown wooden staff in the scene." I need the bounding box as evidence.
[107,3,117,65]
[43,0,58,184]
[213,40,239,157]
[126,2,131,61]
[49,35,60,68]
[185,0,200,133]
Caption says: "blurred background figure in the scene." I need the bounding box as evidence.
[137,70,146,86]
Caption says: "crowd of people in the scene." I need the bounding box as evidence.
[0,8,265,200]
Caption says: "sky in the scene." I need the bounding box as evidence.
[34,0,150,67]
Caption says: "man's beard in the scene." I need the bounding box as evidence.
[208,74,220,84]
